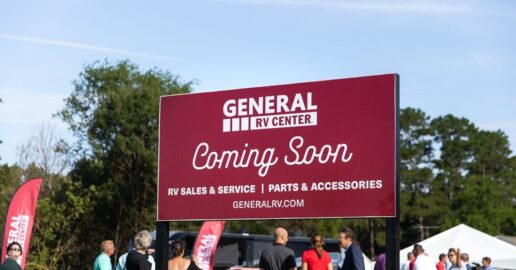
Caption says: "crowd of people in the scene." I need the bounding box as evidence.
[93,230,156,270]
[92,229,203,270]
[400,244,493,270]
[259,227,365,270]
[87,226,366,270]
[0,228,498,270]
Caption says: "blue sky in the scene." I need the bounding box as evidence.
[1,0,515,165]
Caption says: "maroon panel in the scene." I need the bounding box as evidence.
[158,74,397,221]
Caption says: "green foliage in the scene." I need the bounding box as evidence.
[454,175,513,235]
[55,60,193,267]
[28,176,97,269]
[0,164,23,233]
[399,108,441,245]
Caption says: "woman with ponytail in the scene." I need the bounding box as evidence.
[302,233,333,270]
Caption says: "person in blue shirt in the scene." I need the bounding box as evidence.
[481,257,492,270]
[94,240,116,270]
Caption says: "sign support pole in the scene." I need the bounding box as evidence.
[156,221,169,270]
[386,217,400,270]
[386,74,400,270]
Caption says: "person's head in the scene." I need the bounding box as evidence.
[273,227,289,245]
[407,252,415,262]
[7,242,22,260]
[101,240,116,256]
[311,232,325,257]
[133,230,152,252]
[339,228,355,249]
[460,253,469,263]
[171,239,186,258]
[439,254,446,262]
[311,232,324,248]
[412,244,424,257]
[482,257,491,267]
[447,248,458,264]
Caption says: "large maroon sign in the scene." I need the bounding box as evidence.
[158,74,398,221]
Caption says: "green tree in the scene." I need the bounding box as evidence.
[468,130,511,178]
[502,156,516,235]
[429,115,476,229]
[398,108,438,245]
[454,175,514,235]
[57,60,193,266]
[452,129,515,235]
[0,164,23,233]
[28,176,97,270]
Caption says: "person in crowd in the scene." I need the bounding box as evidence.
[126,230,153,270]
[1,242,23,270]
[94,240,116,270]
[168,239,201,270]
[373,253,386,270]
[412,244,434,270]
[259,227,296,270]
[436,254,446,270]
[481,257,492,270]
[117,237,155,270]
[339,228,365,270]
[302,232,333,270]
[336,232,348,270]
[400,252,414,270]
[410,255,416,270]
[460,253,472,270]
[447,248,464,270]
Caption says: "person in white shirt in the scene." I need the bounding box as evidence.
[337,231,347,270]
[412,244,435,270]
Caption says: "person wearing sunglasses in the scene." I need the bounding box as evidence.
[446,248,466,270]
[1,241,23,270]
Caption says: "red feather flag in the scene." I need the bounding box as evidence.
[1,178,43,268]
[192,221,226,270]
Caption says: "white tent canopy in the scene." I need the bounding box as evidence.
[400,224,516,270]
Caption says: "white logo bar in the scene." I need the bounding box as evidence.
[223,112,317,132]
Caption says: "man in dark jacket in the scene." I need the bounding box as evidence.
[339,228,365,270]
[259,227,296,270]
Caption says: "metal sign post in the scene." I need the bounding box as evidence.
[386,75,400,270]
[156,221,169,270]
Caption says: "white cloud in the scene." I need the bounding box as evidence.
[215,0,516,18]
[216,0,474,15]
[0,34,180,61]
